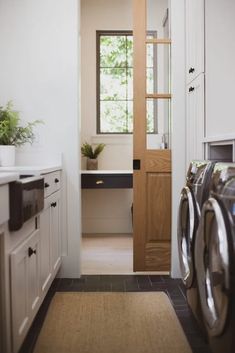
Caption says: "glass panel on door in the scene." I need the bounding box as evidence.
[146,98,171,150]
[146,42,171,95]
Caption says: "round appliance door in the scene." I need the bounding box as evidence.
[195,197,231,337]
[177,186,198,288]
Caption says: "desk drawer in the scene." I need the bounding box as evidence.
[81,174,133,189]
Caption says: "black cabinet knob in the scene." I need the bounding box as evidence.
[189,67,195,74]
[51,202,57,208]
[28,247,37,257]
[189,86,195,92]
[54,178,59,183]
[45,182,50,188]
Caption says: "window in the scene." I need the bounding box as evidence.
[97,31,157,134]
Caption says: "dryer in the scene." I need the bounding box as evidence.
[178,160,215,332]
[195,163,235,353]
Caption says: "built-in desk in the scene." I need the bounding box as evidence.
[81,170,133,189]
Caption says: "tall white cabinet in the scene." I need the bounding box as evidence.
[186,75,205,166]
[205,0,235,140]
[186,0,204,84]
[185,0,205,166]
[186,0,235,163]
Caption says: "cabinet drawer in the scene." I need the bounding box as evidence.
[44,171,61,197]
[81,173,133,189]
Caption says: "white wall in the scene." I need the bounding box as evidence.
[81,0,133,234]
[81,0,169,234]
[0,0,81,277]
[170,0,186,277]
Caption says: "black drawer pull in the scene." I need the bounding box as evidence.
[189,67,195,74]
[45,182,50,188]
[189,86,195,92]
[54,178,59,183]
[51,202,57,208]
[28,247,36,257]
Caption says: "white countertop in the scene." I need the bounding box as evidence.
[0,165,62,176]
[81,170,133,174]
[0,172,19,185]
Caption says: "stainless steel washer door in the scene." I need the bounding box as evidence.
[178,186,198,288]
[195,197,230,336]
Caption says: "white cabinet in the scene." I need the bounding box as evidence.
[205,0,235,138]
[186,0,204,84]
[50,192,61,273]
[0,168,62,353]
[40,171,61,299]
[185,0,205,166]
[186,74,205,166]
[39,204,52,296]
[44,170,61,198]
[0,225,7,353]
[10,228,40,353]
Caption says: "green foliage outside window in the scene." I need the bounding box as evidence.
[98,32,156,134]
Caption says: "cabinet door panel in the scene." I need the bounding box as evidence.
[40,204,52,295]
[186,0,204,83]
[186,74,205,166]
[205,0,235,138]
[28,231,40,318]
[11,229,40,353]
[51,195,61,273]
[11,239,30,353]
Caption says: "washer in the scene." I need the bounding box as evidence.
[178,160,215,332]
[195,163,235,353]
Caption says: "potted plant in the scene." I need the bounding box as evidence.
[0,101,42,166]
[81,142,105,170]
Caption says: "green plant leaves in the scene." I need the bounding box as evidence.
[0,102,43,146]
[81,142,105,159]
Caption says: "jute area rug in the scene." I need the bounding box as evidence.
[33,292,192,353]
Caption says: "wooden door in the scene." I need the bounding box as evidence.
[133,0,172,271]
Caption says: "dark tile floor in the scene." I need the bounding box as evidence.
[19,275,212,353]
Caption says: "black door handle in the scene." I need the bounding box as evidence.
[28,247,37,257]
[44,182,50,188]
[189,67,195,74]
[133,159,141,170]
[51,202,57,208]
[54,178,59,183]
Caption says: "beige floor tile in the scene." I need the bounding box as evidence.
[81,234,133,274]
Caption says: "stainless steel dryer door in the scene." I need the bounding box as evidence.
[195,197,230,336]
[178,186,198,287]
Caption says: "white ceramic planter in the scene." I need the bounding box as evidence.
[0,145,16,167]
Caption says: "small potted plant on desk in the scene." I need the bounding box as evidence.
[0,101,42,166]
[81,142,105,170]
